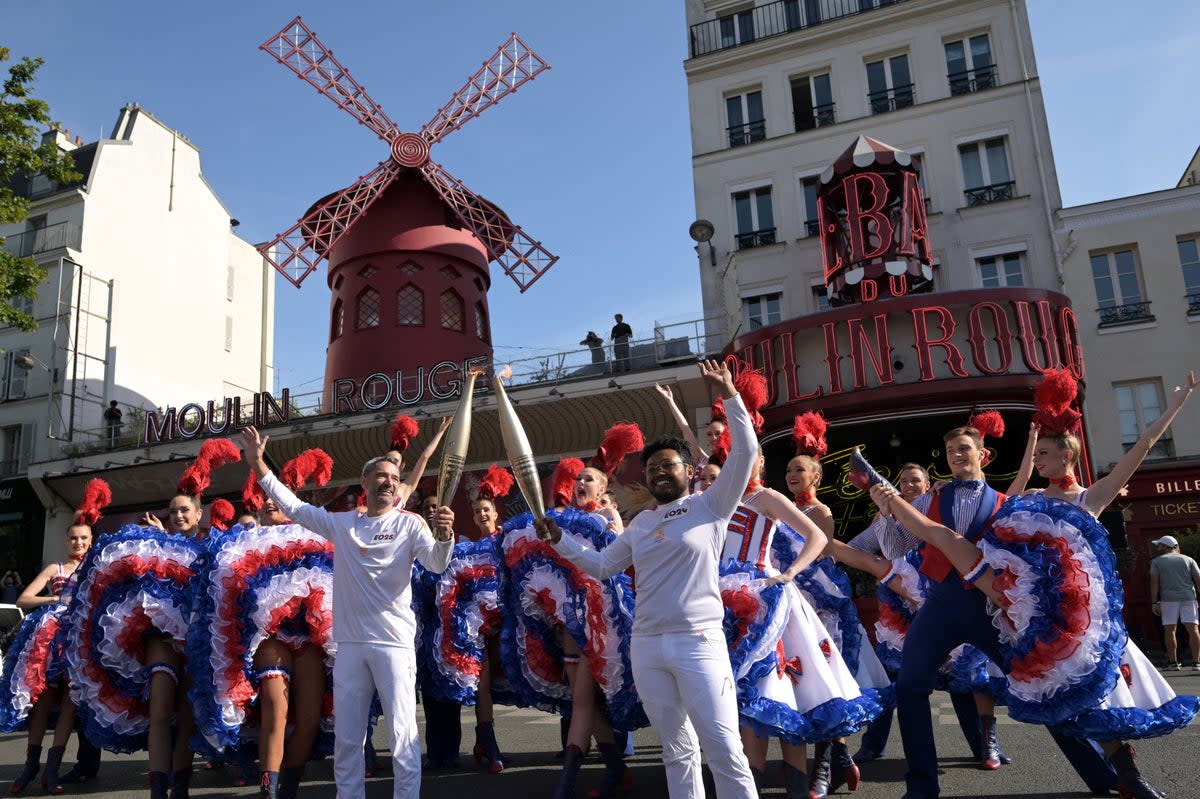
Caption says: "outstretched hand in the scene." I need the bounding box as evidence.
[239,425,269,475]
[698,358,736,399]
[869,483,899,516]
[653,382,673,401]
[534,516,562,543]
[430,506,455,542]
[1172,371,1198,406]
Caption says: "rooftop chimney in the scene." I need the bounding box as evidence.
[40,126,78,152]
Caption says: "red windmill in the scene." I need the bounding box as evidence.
[258,17,558,410]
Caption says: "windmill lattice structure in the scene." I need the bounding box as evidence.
[258,17,558,292]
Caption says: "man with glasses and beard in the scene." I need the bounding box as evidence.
[537,359,759,799]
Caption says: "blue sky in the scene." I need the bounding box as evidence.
[5,1,1197,397]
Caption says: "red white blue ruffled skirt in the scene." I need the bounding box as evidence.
[0,604,69,732]
[62,526,204,753]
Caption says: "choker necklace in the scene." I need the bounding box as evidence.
[794,491,814,505]
[744,479,763,495]
[579,500,599,513]
[1052,475,1077,489]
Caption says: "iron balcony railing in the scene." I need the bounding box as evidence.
[963,180,1016,207]
[868,84,915,114]
[727,119,767,148]
[1186,290,1200,314]
[1098,300,1154,328]
[804,219,821,237]
[735,228,778,250]
[948,64,998,96]
[0,221,81,258]
[690,0,909,58]
[794,102,837,132]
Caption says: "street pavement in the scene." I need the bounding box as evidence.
[1,668,1196,798]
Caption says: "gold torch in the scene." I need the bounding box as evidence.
[436,369,481,507]
[492,365,547,528]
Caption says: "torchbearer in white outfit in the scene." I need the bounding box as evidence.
[537,359,759,799]
[239,426,455,799]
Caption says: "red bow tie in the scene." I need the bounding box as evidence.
[1052,475,1076,489]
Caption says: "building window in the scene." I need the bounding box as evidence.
[224,316,233,352]
[3,349,29,401]
[790,72,834,131]
[331,299,343,340]
[440,290,464,331]
[1179,236,1200,314]
[399,261,421,276]
[1091,248,1152,326]
[799,176,820,237]
[718,8,755,49]
[732,187,775,250]
[357,288,381,330]
[745,293,782,330]
[1114,380,1173,458]
[397,285,424,326]
[945,34,996,96]
[726,90,765,147]
[226,264,235,302]
[812,285,830,312]
[866,54,913,114]
[440,265,461,280]
[358,264,378,279]
[475,302,488,341]
[0,425,23,478]
[958,138,1014,206]
[977,252,1024,288]
[6,295,35,324]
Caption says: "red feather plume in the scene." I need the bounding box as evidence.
[242,470,265,514]
[550,457,585,508]
[281,449,334,493]
[734,367,768,433]
[476,464,515,501]
[209,499,235,531]
[792,412,828,458]
[390,414,419,451]
[1032,369,1082,435]
[968,410,1006,440]
[74,478,112,527]
[708,427,732,467]
[177,438,242,497]
[591,422,645,476]
[710,395,727,425]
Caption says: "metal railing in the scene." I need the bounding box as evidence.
[0,222,81,258]
[1098,300,1154,328]
[735,228,778,250]
[727,119,767,148]
[689,0,909,58]
[794,102,837,132]
[1186,290,1200,314]
[963,180,1016,207]
[804,219,821,237]
[868,84,915,114]
[948,64,997,96]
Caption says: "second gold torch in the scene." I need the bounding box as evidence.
[436,369,480,507]
[492,367,547,526]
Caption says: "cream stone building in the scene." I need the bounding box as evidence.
[0,104,275,569]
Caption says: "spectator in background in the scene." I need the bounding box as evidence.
[103,401,123,448]
[580,331,606,369]
[0,570,21,604]
[1149,534,1200,670]
[610,314,633,373]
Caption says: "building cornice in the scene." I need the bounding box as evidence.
[1056,185,1200,231]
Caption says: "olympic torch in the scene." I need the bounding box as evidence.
[492,365,547,528]
[436,369,481,507]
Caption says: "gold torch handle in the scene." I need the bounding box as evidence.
[492,374,546,525]
[436,371,478,507]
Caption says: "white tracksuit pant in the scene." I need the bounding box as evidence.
[631,628,758,799]
[333,642,420,799]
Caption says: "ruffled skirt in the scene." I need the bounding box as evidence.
[0,604,68,732]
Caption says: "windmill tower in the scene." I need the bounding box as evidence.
[259,18,558,408]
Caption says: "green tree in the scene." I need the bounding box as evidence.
[0,47,79,331]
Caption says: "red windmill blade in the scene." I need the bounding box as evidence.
[258,17,558,291]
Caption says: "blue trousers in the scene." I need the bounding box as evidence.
[896,578,1117,798]
[860,689,979,758]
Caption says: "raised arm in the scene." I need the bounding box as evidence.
[1006,421,1039,495]
[1086,371,1197,515]
[697,361,754,518]
[401,416,452,498]
[16,563,61,610]
[654,382,706,462]
[539,517,634,579]
[750,488,826,581]
[238,425,338,539]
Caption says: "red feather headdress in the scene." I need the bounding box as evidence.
[550,457,585,508]
[590,422,645,477]
[177,438,242,497]
[708,427,732,467]
[208,499,235,532]
[710,359,768,433]
[281,449,334,493]
[1032,369,1082,435]
[242,470,266,514]
[390,414,419,452]
[968,410,1006,440]
[792,412,828,459]
[74,478,112,527]
[476,464,515,501]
